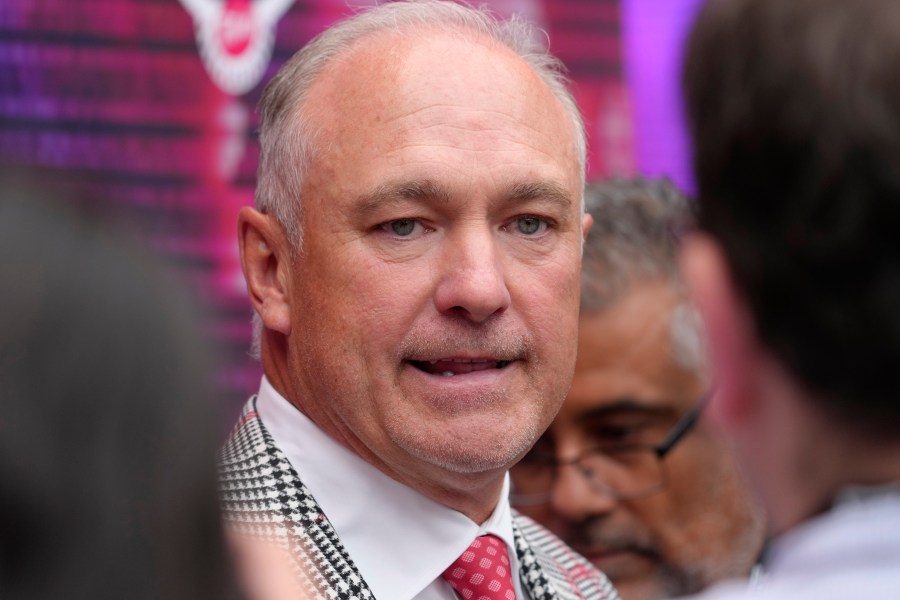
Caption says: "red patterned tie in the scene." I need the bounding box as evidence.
[441,534,517,600]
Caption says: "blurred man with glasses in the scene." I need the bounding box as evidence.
[511,179,765,600]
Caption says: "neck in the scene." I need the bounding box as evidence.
[401,471,507,524]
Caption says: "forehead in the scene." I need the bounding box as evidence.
[566,281,702,415]
[300,28,580,197]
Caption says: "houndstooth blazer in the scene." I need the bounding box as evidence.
[220,397,620,600]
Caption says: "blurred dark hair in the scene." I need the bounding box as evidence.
[683,0,900,438]
[0,171,241,599]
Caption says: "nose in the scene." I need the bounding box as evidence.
[549,462,619,523]
[433,227,511,322]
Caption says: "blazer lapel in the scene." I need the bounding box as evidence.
[513,517,558,600]
[220,397,375,600]
[512,513,620,600]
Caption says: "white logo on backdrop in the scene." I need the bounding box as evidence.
[180,0,295,95]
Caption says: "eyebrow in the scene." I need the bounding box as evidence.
[354,179,576,218]
[575,399,677,423]
[355,179,453,217]
[507,181,575,212]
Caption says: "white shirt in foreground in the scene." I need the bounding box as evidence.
[677,485,900,600]
[256,376,527,600]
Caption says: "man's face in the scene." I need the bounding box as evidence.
[281,32,586,497]
[512,280,764,600]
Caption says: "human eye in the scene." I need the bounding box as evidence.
[588,417,655,447]
[378,218,430,239]
[591,425,641,446]
[506,215,552,237]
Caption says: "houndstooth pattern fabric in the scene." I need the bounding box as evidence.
[513,513,620,600]
[219,400,373,600]
[219,397,621,600]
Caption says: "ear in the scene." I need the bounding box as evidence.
[582,212,593,241]
[238,207,292,336]
[680,232,758,431]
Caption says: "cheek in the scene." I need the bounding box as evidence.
[662,450,718,513]
[629,490,703,566]
[290,247,377,359]
[517,258,582,345]
[327,256,435,350]
[645,446,738,550]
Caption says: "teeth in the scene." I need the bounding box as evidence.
[441,371,455,377]
[426,358,504,364]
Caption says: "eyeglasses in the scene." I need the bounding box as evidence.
[510,394,708,505]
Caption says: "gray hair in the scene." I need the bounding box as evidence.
[249,0,587,358]
[581,177,705,375]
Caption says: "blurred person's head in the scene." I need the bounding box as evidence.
[512,179,764,599]
[238,0,590,521]
[0,172,240,599]
[682,0,900,534]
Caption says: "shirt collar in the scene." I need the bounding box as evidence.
[255,376,522,600]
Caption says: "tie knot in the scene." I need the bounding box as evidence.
[441,534,516,600]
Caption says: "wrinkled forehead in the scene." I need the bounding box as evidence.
[302,27,579,168]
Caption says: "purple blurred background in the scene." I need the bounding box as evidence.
[0,0,700,408]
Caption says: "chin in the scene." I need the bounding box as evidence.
[392,418,541,475]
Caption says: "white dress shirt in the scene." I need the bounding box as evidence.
[679,483,900,600]
[256,376,527,600]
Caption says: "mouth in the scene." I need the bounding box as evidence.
[407,357,512,377]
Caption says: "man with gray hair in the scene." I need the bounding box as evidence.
[511,179,765,600]
[219,1,618,599]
